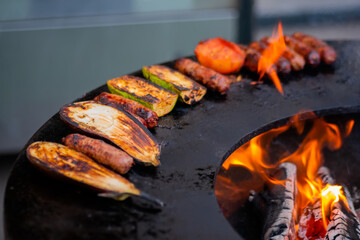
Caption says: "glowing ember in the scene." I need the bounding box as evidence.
[321,184,349,229]
[258,22,286,95]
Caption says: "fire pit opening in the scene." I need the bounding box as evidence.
[214,108,360,240]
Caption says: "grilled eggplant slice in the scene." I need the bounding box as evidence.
[142,65,207,105]
[26,141,140,200]
[94,92,158,128]
[60,101,160,166]
[107,75,178,117]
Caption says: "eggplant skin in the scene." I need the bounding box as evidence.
[26,141,140,197]
[59,101,161,166]
[94,92,158,128]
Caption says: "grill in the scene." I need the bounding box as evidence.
[4,41,360,240]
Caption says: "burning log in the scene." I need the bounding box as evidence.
[319,168,360,239]
[325,186,360,240]
[298,167,360,240]
[297,167,335,240]
[317,167,335,186]
[263,162,297,240]
[325,203,360,240]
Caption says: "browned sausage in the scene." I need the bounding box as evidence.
[62,133,134,174]
[282,46,305,71]
[238,44,277,73]
[275,57,291,74]
[94,92,158,128]
[249,41,291,74]
[292,32,337,64]
[261,36,305,71]
[174,58,231,95]
[284,35,321,67]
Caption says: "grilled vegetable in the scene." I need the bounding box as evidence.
[107,76,178,117]
[26,141,140,200]
[63,133,134,174]
[292,32,337,65]
[99,99,148,128]
[94,92,158,128]
[142,65,207,105]
[60,101,160,166]
[284,35,321,67]
[174,58,231,95]
[194,37,246,74]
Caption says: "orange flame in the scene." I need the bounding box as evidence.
[279,118,343,210]
[345,119,355,137]
[258,22,286,95]
[221,112,355,233]
[222,124,290,184]
[321,184,349,229]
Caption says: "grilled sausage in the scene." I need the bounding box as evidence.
[95,93,147,127]
[94,92,158,128]
[249,41,291,74]
[238,44,258,72]
[284,35,321,67]
[62,133,134,174]
[261,36,305,71]
[238,44,277,73]
[275,57,291,74]
[292,32,337,64]
[174,58,231,95]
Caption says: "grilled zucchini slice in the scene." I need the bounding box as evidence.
[142,65,207,104]
[27,141,140,200]
[107,75,178,117]
[60,101,161,166]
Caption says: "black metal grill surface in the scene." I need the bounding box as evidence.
[4,41,360,240]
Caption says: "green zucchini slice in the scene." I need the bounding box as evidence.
[142,65,207,105]
[108,75,178,117]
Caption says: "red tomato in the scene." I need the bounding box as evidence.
[194,37,245,74]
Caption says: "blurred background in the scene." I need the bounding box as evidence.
[1,0,360,238]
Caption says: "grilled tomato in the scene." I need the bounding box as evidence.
[194,37,246,74]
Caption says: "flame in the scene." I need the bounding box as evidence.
[280,118,343,210]
[321,184,349,229]
[345,119,355,137]
[258,22,286,95]
[221,112,355,234]
[222,124,290,184]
